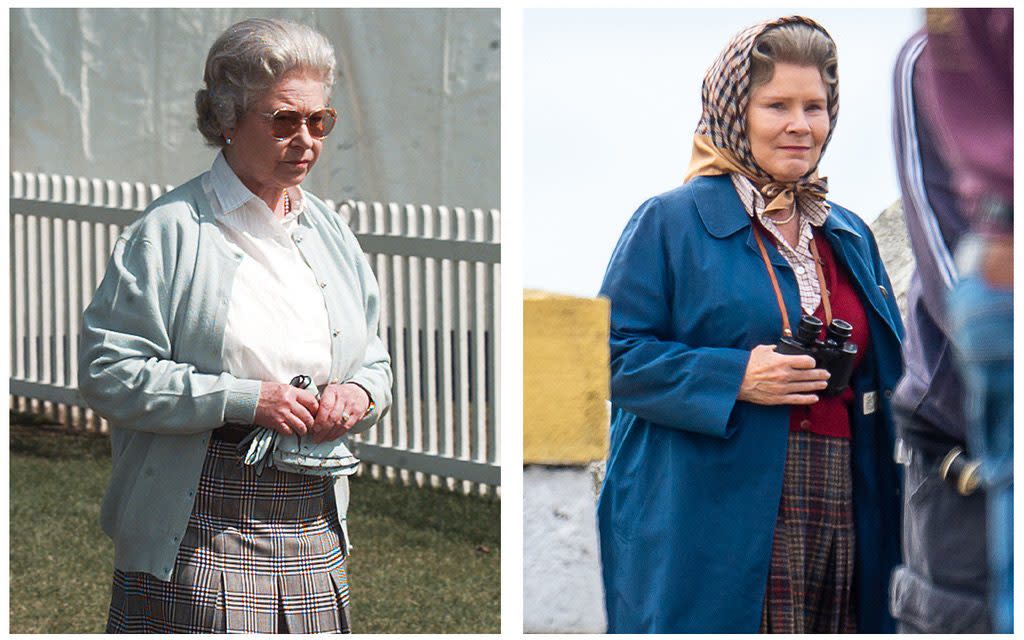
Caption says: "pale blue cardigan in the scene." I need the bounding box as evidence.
[79,171,392,580]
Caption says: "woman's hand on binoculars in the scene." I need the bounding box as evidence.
[737,344,830,405]
[253,381,319,437]
[309,383,371,443]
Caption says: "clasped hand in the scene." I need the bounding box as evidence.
[737,344,830,405]
[254,381,371,442]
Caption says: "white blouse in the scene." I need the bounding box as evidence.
[208,152,333,386]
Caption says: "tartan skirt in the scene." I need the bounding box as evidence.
[106,438,352,634]
[761,430,856,633]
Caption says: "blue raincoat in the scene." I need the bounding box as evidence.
[597,175,904,633]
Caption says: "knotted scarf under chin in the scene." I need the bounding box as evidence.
[684,132,830,217]
[759,178,830,216]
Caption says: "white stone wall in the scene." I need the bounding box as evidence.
[523,466,607,633]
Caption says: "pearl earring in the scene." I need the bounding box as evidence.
[226,137,232,145]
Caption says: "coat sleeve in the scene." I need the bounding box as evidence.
[79,218,261,434]
[600,197,751,438]
[334,219,393,436]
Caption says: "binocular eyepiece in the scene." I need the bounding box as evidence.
[776,315,857,396]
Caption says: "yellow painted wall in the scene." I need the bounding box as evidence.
[523,290,610,465]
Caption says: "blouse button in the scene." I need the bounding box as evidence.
[332,330,341,337]
[796,266,806,275]
[320,282,327,288]
[800,419,812,430]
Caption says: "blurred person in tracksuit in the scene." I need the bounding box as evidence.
[889,8,1012,634]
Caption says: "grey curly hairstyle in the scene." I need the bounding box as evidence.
[195,18,336,146]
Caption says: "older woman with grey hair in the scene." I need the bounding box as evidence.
[80,18,392,633]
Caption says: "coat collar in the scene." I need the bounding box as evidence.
[691,174,751,238]
[692,175,789,268]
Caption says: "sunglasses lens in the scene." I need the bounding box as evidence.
[268,109,337,139]
[308,109,336,138]
[271,111,304,138]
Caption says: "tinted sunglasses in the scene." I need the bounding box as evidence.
[261,107,337,140]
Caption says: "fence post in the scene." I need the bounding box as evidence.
[523,290,609,633]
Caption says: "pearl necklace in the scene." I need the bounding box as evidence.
[282,189,291,216]
[763,205,797,226]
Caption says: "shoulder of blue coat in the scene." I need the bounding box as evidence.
[629,178,711,225]
[826,200,865,224]
[825,200,876,241]
[645,175,748,239]
[648,175,731,209]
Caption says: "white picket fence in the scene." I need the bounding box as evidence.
[9,171,501,495]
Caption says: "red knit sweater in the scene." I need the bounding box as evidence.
[787,234,869,439]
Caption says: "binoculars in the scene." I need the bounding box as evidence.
[776,315,857,396]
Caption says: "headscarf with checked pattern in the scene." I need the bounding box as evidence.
[684,16,839,220]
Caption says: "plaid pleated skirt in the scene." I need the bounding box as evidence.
[761,431,856,633]
[106,438,352,634]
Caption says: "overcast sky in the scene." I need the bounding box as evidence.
[524,8,922,297]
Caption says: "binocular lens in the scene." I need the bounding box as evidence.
[795,315,823,343]
[827,319,853,341]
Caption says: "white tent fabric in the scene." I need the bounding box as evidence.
[11,8,499,209]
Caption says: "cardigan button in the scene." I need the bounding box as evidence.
[884,389,893,399]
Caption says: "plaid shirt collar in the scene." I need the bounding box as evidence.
[731,172,830,263]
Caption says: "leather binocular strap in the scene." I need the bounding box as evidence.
[751,223,832,338]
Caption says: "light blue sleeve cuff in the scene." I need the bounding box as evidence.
[224,378,261,424]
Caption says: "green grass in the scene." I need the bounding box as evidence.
[9,420,500,633]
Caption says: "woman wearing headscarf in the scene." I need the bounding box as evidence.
[597,16,903,633]
[79,18,392,633]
